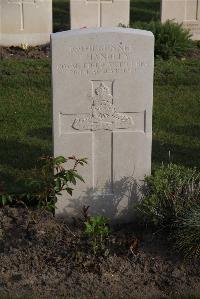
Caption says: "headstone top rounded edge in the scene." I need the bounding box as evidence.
[51,27,154,40]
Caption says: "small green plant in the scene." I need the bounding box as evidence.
[174,205,200,259]
[118,23,128,28]
[138,163,200,259]
[20,43,29,50]
[84,215,110,255]
[132,20,192,59]
[0,155,87,212]
[0,194,13,206]
[27,155,87,211]
[139,163,200,228]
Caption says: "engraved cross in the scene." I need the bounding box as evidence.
[86,0,113,27]
[8,0,37,30]
[67,81,135,194]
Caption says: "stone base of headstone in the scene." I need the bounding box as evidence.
[0,33,51,46]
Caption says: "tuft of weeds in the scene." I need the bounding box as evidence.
[139,163,200,228]
[84,215,110,255]
[138,163,200,259]
[174,205,200,259]
[0,155,87,212]
[132,20,193,59]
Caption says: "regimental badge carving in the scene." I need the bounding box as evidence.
[72,82,134,131]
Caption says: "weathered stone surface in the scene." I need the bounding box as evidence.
[52,28,154,222]
[70,0,130,29]
[0,0,52,46]
[161,0,200,40]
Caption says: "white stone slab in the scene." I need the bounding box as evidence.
[161,0,200,40]
[0,0,52,46]
[70,0,130,29]
[52,28,154,222]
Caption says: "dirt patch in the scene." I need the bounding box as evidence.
[0,45,50,60]
[185,46,200,59]
[1,45,200,61]
[0,207,199,298]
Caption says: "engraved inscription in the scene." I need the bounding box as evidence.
[56,42,149,76]
[57,60,147,76]
[72,82,134,131]
[68,44,133,54]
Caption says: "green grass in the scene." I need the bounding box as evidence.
[0,59,52,192]
[130,0,160,23]
[1,58,200,192]
[153,58,200,170]
[53,0,70,32]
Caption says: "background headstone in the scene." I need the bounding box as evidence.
[52,28,154,222]
[0,0,52,46]
[161,0,200,40]
[70,0,130,29]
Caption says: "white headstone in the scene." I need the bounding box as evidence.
[70,0,130,29]
[161,0,200,40]
[52,28,154,222]
[0,0,52,46]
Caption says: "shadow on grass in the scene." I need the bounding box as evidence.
[0,138,51,170]
[53,0,70,32]
[1,135,199,193]
[28,127,52,141]
[130,0,160,23]
[163,124,200,139]
[0,169,33,194]
[0,138,52,192]
[152,139,200,169]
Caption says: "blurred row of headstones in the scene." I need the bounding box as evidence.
[0,0,199,46]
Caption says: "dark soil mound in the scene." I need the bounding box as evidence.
[0,207,199,299]
[1,44,200,61]
[0,45,50,60]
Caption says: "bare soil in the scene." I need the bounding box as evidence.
[0,45,50,60]
[185,47,200,59]
[0,207,199,299]
[1,45,200,60]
